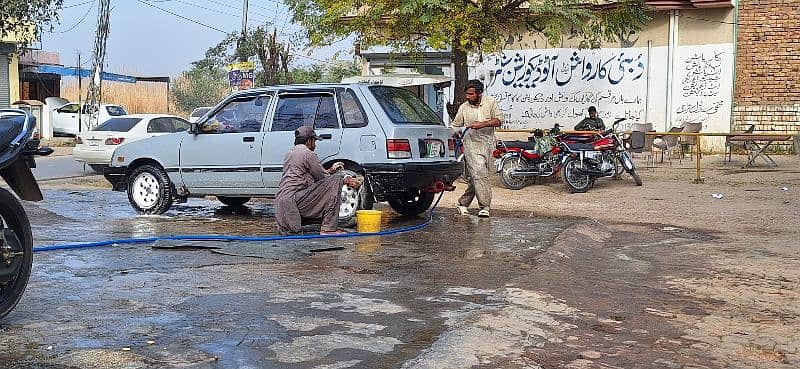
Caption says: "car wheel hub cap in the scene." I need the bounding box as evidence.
[340,185,359,218]
[132,173,159,209]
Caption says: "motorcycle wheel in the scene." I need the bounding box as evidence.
[0,188,33,320]
[619,151,643,186]
[499,157,529,190]
[561,157,591,193]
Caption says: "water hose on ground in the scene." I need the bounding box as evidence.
[32,192,445,253]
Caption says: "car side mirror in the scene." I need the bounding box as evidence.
[189,122,199,134]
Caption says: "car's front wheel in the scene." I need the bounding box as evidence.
[127,164,174,215]
[388,189,435,216]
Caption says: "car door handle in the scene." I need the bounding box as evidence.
[320,134,333,140]
[243,136,255,142]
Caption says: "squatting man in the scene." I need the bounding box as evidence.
[275,126,361,235]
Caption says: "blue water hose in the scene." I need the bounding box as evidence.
[32,192,445,253]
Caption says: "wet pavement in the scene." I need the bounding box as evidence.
[0,188,731,368]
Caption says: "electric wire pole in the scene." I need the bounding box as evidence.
[86,0,111,130]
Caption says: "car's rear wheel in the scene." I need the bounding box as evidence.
[388,189,435,216]
[217,196,250,207]
[127,164,174,215]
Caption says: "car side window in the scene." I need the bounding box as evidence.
[58,104,80,114]
[172,118,190,132]
[202,95,270,134]
[147,118,173,133]
[272,94,339,131]
[338,89,368,128]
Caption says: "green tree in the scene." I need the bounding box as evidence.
[285,0,649,115]
[0,0,63,46]
[291,59,360,84]
[170,65,229,114]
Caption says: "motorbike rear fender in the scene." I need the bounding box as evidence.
[0,160,43,201]
[496,152,520,172]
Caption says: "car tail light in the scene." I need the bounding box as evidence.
[386,139,412,159]
[75,136,83,144]
[447,139,455,157]
[105,137,125,145]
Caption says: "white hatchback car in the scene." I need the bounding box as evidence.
[74,114,190,172]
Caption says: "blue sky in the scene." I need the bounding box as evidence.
[40,0,352,77]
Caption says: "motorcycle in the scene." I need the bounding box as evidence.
[559,118,643,193]
[493,124,569,190]
[0,109,51,319]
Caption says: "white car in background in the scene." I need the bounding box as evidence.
[73,114,190,172]
[188,106,213,123]
[45,97,128,136]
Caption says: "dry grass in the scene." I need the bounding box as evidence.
[61,78,181,116]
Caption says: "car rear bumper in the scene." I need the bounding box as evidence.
[73,147,113,165]
[362,161,464,201]
[103,166,127,191]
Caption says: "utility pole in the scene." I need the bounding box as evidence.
[239,0,249,63]
[86,0,111,130]
[77,51,82,133]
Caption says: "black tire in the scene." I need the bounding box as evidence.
[217,196,251,207]
[0,188,33,320]
[630,169,643,186]
[561,157,591,193]
[388,190,435,216]
[618,151,643,186]
[89,164,107,173]
[499,156,528,190]
[338,168,374,228]
[127,164,174,215]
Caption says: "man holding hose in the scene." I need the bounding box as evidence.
[451,79,503,218]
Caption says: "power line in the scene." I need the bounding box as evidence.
[136,0,229,33]
[136,0,340,66]
[57,0,96,33]
[62,0,95,9]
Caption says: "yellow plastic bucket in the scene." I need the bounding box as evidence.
[356,210,383,233]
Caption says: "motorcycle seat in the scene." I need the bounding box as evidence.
[0,115,25,148]
[500,140,538,150]
[567,142,596,151]
[561,134,595,143]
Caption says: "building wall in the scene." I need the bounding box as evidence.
[475,8,736,152]
[734,0,800,151]
[9,52,19,103]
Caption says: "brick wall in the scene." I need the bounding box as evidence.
[734,0,800,152]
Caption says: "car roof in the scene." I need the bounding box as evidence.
[228,83,371,97]
[109,114,180,119]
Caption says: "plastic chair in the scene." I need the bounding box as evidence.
[725,124,756,162]
[628,123,654,165]
[678,122,703,160]
[652,126,683,164]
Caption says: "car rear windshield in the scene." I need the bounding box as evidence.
[191,107,211,117]
[93,117,142,132]
[106,105,128,116]
[369,86,442,125]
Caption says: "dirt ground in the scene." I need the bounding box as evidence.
[2,152,798,369]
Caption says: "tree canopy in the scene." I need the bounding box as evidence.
[285,0,650,113]
[0,0,63,46]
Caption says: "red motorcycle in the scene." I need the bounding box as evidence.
[493,124,568,190]
[559,118,642,193]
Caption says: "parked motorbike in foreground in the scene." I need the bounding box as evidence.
[0,109,51,319]
[560,118,643,193]
[493,124,568,190]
